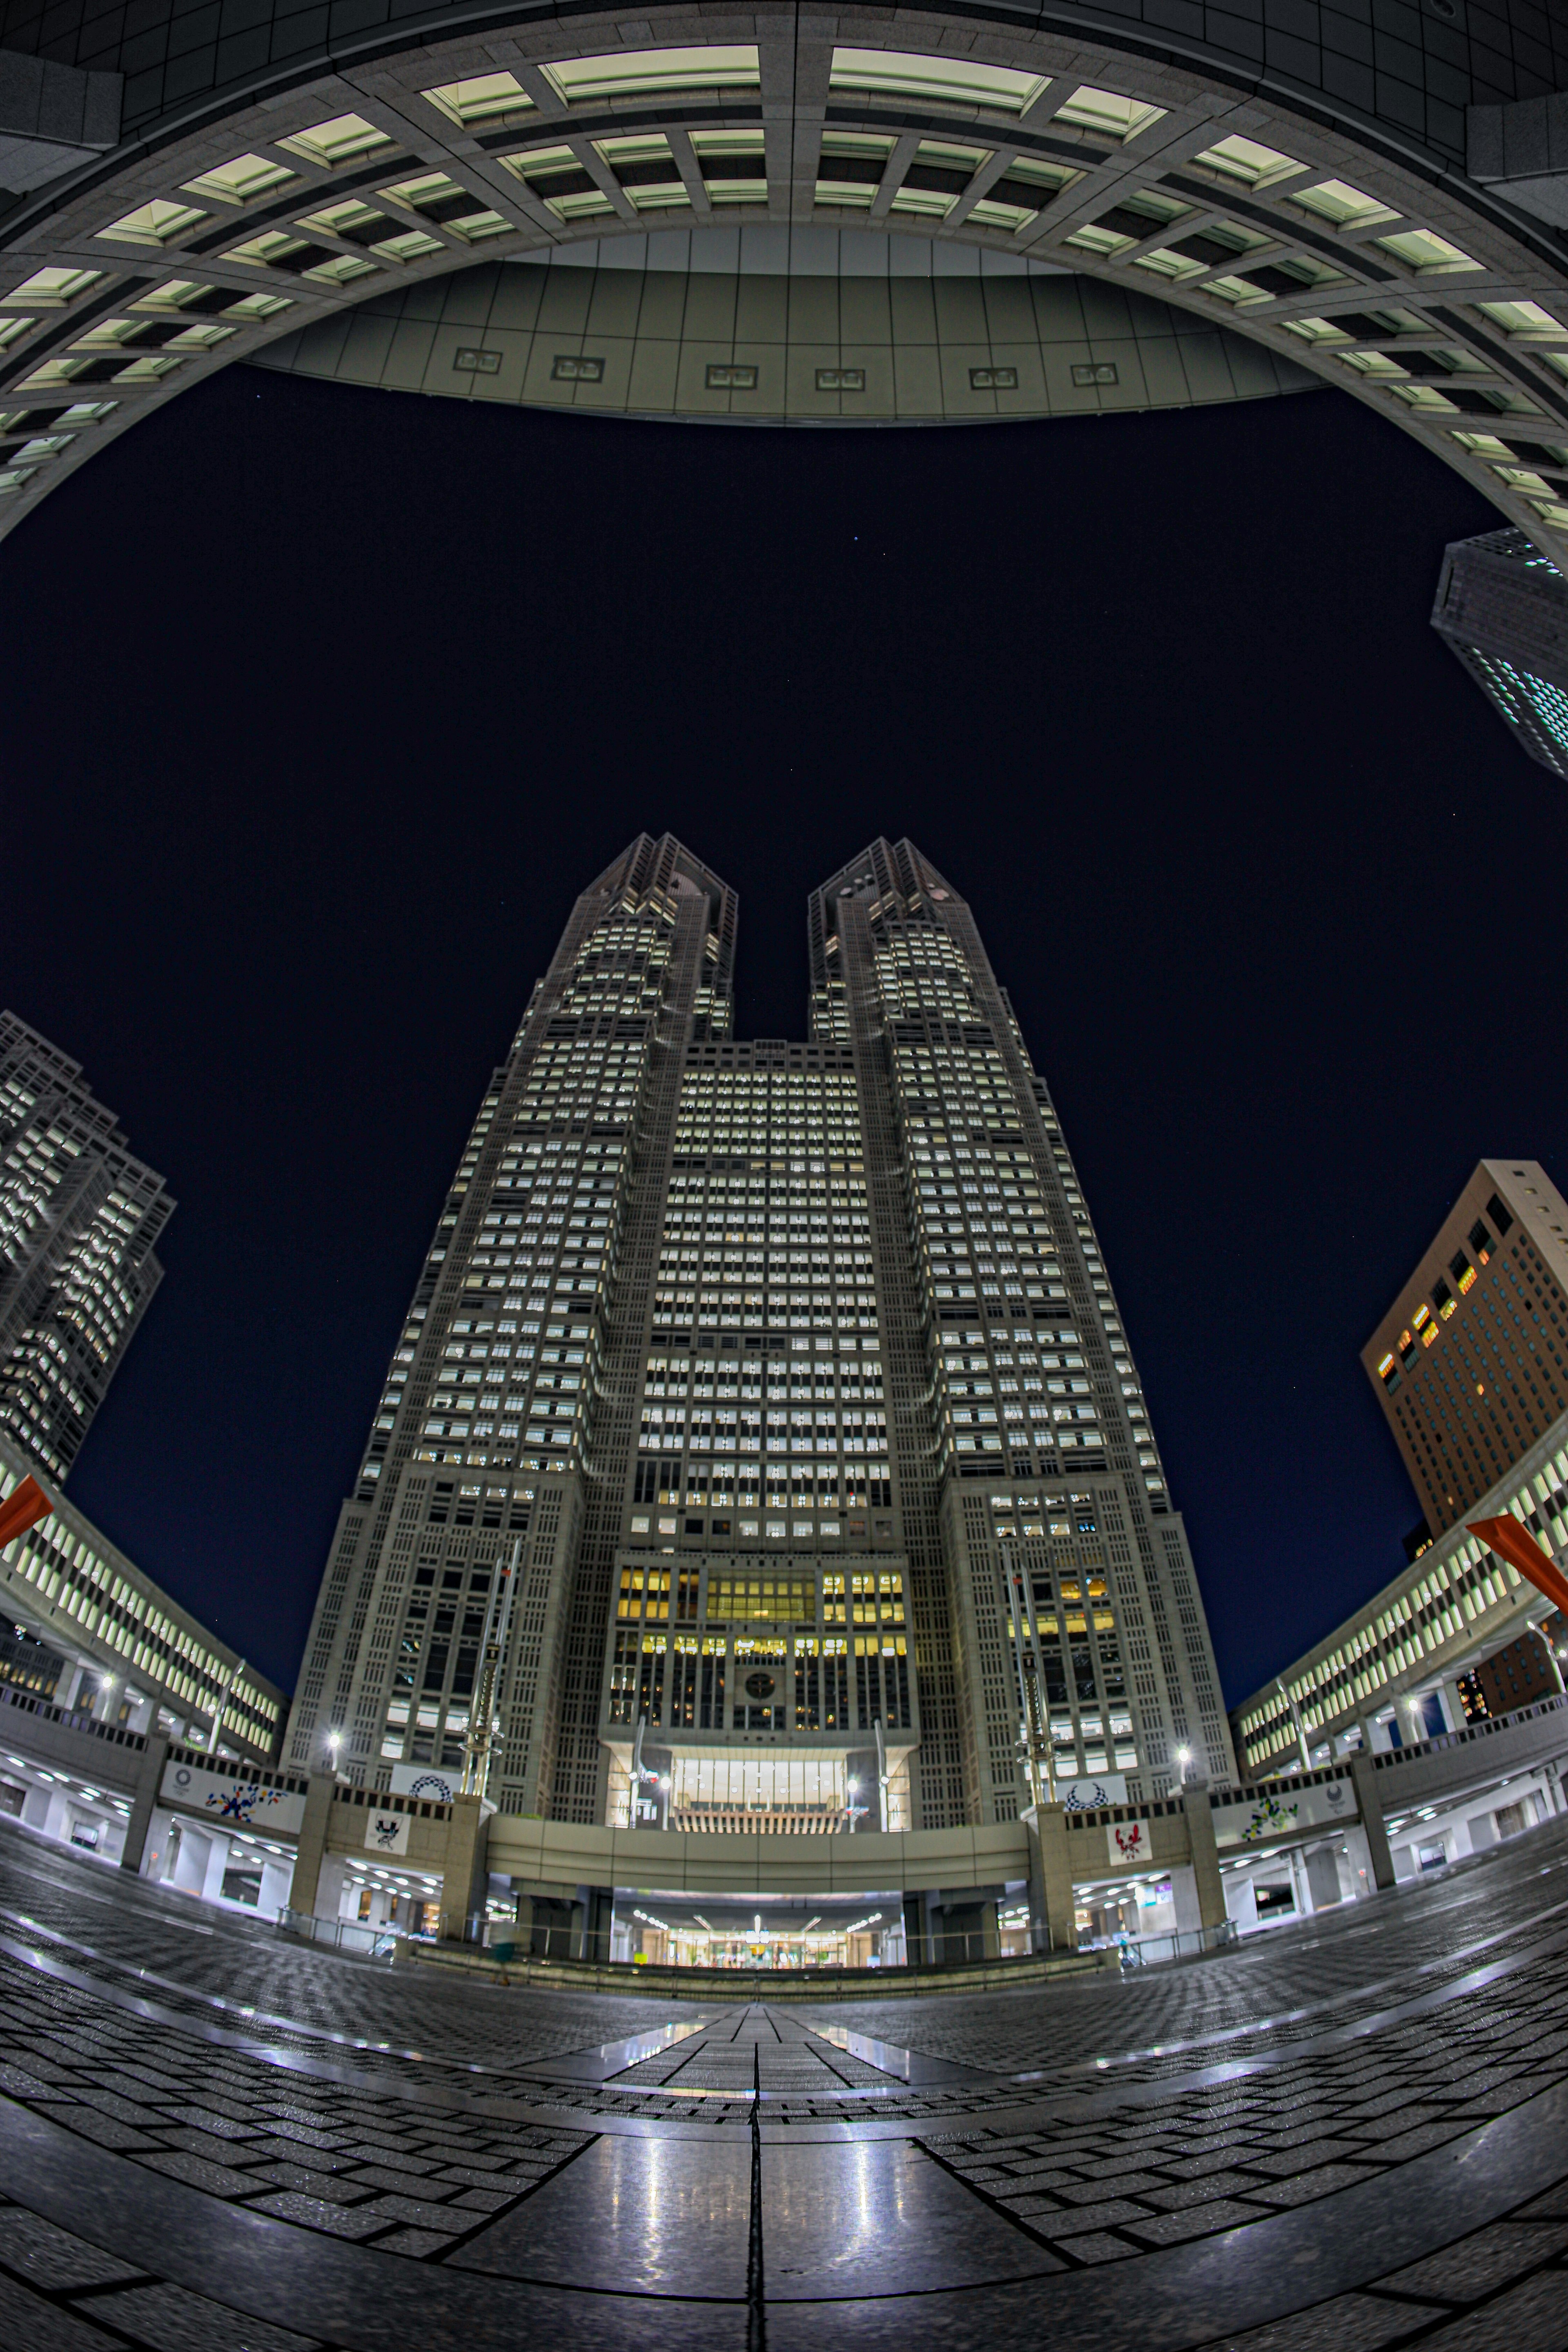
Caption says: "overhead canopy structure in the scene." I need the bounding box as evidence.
[252,228,1321,423]
[4,6,1568,540]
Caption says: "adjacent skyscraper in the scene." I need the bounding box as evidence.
[1431,528,1568,778]
[287,839,1234,1827]
[0,1012,173,1478]
[1364,1158,1568,1539]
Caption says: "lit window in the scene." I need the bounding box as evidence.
[97,200,206,247]
[595,133,689,208]
[543,46,760,103]
[421,73,534,127]
[968,155,1076,228]
[277,114,394,168]
[1288,179,1397,227]
[182,154,296,204]
[689,129,768,202]
[1283,315,1354,342]
[299,252,377,286]
[379,174,514,240]
[0,266,102,307]
[297,201,443,261]
[496,145,612,219]
[829,47,1049,114]
[1133,246,1208,282]
[1053,86,1166,141]
[891,140,990,218]
[0,317,31,349]
[815,131,893,208]
[1478,299,1568,340]
[1191,133,1303,187]
[221,231,313,268]
[1375,227,1479,274]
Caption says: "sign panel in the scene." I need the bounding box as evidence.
[364,1807,411,1855]
[1056,1774,1128,1812]
[1106,1818,1153,1865]
[389,1763,457,1804]
[1212,1777,1354,1848]
[160,1760,306,1835]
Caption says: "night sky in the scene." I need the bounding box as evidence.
[9,356,1563,1709]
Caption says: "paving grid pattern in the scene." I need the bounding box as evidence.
[0,1820,1567,2344]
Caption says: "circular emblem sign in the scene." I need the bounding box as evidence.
[743,1672,776,1700]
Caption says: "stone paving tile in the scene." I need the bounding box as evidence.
[356,2192,473,2230]
[376,2226,454,2258]
[0,2205,146,2289]
[88,2280,322,2352]
[1123,2196,1265,2245]
[1413,2270,1568,2350]
[1202,2292,1446,2348]
[244,2192,392,2238]
[134,2151,267,2197]
[1376,2220,1568,2302]
[1246,2161,1387,2207]
[0,2270,134,2351]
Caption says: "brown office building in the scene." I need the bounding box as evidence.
[1364,1161,1568,1541]
[1458,1610,1567,1719]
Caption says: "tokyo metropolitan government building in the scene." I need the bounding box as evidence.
[287,835,1233,1831]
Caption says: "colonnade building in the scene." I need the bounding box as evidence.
[286,836,1234,1834]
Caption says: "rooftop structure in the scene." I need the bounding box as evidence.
[0,1011,172,1479]
[1231,1405,1568,1780]
[1363,1158,1568,1540]
[0,1432,285,1760]
[1431,528,1568,776]
[287,834,1234,1829]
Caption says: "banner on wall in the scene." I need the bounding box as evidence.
[1212,1777,1354,1848]
[1106,1818,1153,1865]
[389,1764,457,1804]
[160,1760,306,1835]
[1056,1775,1128,1811]
[364,1807,412,1855]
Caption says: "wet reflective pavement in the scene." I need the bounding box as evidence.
[1,1813,1568,2349]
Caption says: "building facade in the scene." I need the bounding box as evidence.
[1362,1158,1568,1540]
[1431,528,1568,778]
[0,1011,173,1479]
[286,836,1233,1831]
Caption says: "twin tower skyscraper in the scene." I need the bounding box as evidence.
[287,838,1233,1833]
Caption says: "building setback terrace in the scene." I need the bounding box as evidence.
[0,1805,1567,2346]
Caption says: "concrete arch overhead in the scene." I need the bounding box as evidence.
[4,7,1568,543]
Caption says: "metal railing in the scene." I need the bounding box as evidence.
[276,1907,399,1961]
[1113,1920,1238,1970]
[1370,1691,1568,1772]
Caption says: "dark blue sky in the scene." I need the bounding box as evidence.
[9,356,1558,1706]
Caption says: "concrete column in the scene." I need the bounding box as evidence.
[285,1774,339,1920]
[439,1795,491,1942]
[199,1831,231,1904]
[1023,1804,1077,1952]
[1349,1752,1397,1891]
[56,1660,90,1712]
[1183,1790,1229,1932]
[120,1733,168,1874]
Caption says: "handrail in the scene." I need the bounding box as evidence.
[0,1682,147,1749]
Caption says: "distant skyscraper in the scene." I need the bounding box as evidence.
[1364,1159,1568,1538]
[287,838,1234,1825]
[1431,528,1568,778]
[0,1012,173,1478]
